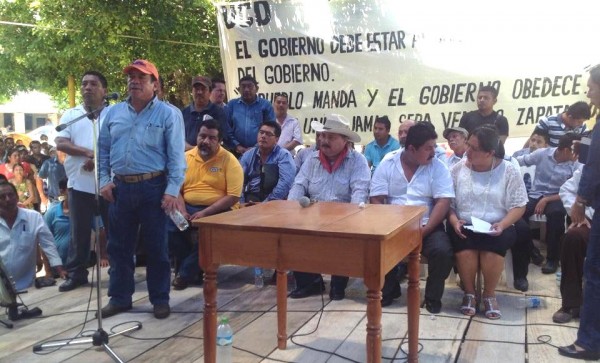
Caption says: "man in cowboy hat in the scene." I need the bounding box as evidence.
[287,114,371,300]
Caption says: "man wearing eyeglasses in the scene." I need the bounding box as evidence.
[239,121,295,204]
[225,75,275,156]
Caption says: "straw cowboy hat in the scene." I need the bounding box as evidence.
[311,114,361,143]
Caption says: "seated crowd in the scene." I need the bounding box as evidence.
[0,70,595,335]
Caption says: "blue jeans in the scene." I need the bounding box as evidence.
[107,175,170,307]
[576,209,600,352]
[168,204,205,281]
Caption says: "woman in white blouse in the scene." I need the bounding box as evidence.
[448,126,527,319]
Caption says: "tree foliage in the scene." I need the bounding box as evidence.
[0,0,223,109]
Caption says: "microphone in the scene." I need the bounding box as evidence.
[298,196,316,208]
[104,92,120,101]
[55,123,68,132]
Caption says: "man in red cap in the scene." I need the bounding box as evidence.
[98,59,186,320]
[180,75,229,151]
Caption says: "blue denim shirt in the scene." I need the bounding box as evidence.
[98,97,186,197]
[578,120,600,209]
[517,146,579,199]
[226,97,275,148]
[239,144,295,202]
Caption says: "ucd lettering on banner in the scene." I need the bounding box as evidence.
[215,0,599,143]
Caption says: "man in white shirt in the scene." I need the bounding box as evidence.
[0,182,66,291]
[274,93,303,154]
[55,71,110,292]
[370,122,454,313]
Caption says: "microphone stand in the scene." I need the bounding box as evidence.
[33,99,142,362]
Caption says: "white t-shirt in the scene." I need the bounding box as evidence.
[57,104,110,194]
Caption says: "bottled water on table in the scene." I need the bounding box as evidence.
[217,317,233,363]
[254,267,264,288]
[168,209,189,231]
[517,296,545,309]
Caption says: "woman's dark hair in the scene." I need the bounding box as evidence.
[470,125,505,159]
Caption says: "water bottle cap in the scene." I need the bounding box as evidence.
[220,317,229,324]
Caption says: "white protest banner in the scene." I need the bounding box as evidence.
[215,0,599,144]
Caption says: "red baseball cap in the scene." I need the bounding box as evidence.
[123,59,159,80]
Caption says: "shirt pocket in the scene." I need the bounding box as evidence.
[16,232,35,256]
[144,124,165,150]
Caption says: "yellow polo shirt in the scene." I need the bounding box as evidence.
[182,146,243,208]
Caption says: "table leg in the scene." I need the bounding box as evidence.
[407,246,421,363]
[365,285,382,363]
[203,268,218,363]
[276,269,288,349]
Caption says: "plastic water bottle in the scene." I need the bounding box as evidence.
[556,271,562,287]
[517,296,545,309]
[168,209,189,231]
[254,267,264,288]
[216,317,233,363]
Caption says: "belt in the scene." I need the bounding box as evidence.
[115,171,164,183]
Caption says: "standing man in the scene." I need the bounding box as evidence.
[98,59,186,319]
[459,86,509,143]
[0,181,66,291]
[209,78,227,108]
[55,70,109,292]
[364,116,400,171]
[226,75,275,156]
[170,119,243,290]
[181,76,228,151]
[558,64,600,361]
[370,122,454,312]
[273,94,303,154]
[288,115,370,300]
[240,121,295,203]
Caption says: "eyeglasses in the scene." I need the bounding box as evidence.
[258,130,276,137]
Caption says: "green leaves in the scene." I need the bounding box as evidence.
[0,0,222,109]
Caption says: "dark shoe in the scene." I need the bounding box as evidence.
[96,303,132,319]
[424,299,442,314]
[289,282,325,299]
[530,247,544,266]
[58,278,88,292]
[381,283,401,307]
[153,304,170,319]
[513,277,529,292]
[172,275,189,291]
[552,307,580,324]
[541,260,558,274]
[35,277,56,289]
[558,344,600,360]
[329,287,345,301]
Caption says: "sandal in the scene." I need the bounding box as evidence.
[483,296,502,320]
[460,294,477,316]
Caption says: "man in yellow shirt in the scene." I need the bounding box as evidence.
[170,118,243,290]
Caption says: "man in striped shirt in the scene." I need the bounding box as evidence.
[534,101,591,147]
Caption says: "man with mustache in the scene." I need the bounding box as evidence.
[370,122,454,312]
[225,75,275,156]
[170,119,243,290]
[55,71,110,292]
[443,126,468,168]
[287,115,370,300]
[98,59,186,319]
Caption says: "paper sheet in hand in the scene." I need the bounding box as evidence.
[464,216,494,234]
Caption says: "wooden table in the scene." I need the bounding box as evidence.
[194,200,426,363]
